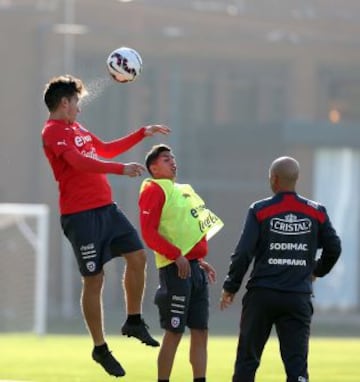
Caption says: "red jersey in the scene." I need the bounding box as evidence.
[42,119,145,215]
[139,180,208,261]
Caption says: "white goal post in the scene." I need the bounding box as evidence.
[0,203,49,335]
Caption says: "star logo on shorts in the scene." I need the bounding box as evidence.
[171,317,180,328]
[86,261,96,272]
[182,193,191,198]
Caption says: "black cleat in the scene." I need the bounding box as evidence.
[92,348,126,377]
[121,319,160,347]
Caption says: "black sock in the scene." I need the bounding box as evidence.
[158,380,169,382]
[126,314,142,325]
[194,378,206,382]
[93,342,109,355]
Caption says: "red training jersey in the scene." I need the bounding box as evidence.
[42,119,145,214]
[139,180,208,261]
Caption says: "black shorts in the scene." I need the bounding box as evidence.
[60,203,143,276]
[154,259,209,333]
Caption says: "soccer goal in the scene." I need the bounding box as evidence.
[0,203,49,335]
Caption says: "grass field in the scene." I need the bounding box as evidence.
[0,334,359,381]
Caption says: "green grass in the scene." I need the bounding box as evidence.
[0,334,359,381]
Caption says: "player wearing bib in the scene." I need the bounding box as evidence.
[139,144,223,382]
[42,75,170,377]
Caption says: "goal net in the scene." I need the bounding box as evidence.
[0,203,49,335]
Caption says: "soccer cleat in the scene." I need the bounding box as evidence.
[92,348,126,377]
[121,319,160,347]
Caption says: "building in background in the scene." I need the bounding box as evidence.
[0,0,359,333]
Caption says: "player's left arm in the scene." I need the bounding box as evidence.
[199,258,216,284]
[92,125,170,159]
[313,208,342,277]
[143,124,171,137]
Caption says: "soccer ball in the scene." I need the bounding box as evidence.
[106,46,143,83]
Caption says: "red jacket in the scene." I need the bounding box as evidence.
[139,180,208,262]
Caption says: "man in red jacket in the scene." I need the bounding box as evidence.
[139,144,223,382]
[42,75,170,377]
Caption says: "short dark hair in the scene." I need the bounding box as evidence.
[145,144,171,174]
[43,75,86,111]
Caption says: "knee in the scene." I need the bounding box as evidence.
[189,329,208,362]
[190,329,208,344]
[82,273,104,293]
[125,249,146,271]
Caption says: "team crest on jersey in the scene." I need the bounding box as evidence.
[270,214,312,235]
[171,317,180,328]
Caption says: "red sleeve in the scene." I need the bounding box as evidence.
[91,127,146,159]
[139,181,182,261]
[42,122,75,158]
[62,149,125,174]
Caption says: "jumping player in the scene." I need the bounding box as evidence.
[42,75,170,377]
[220,156,341,382]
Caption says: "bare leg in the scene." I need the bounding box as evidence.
[189,329,208,379]
[158,331,183,379]
[85,271,125,377]
[81,272,105,346]
[122,249,146,314]
[121,249,159,346]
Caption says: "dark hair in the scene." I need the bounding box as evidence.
[145,144,171,174]
[43,75,86,111]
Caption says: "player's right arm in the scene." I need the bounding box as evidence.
[42,123,144,176]
[62,149,145,177]
[139,182,191,278]
[62,149,124,174]
[220,207,259,310]
[222,207,259,294]
[139,181,182,260]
